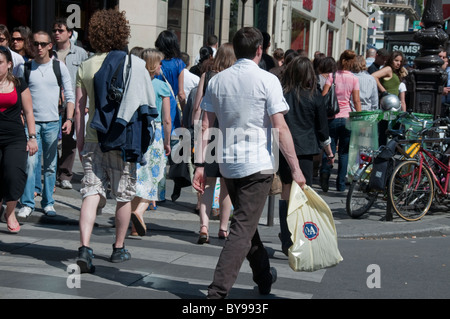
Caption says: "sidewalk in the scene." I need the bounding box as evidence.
[4,156,450,240]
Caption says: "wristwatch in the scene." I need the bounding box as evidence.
[194,163,206,168]
[327,154,335,159]
[28,134,37,140]
[66,118,74,123]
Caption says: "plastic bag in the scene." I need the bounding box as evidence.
[287,184,343,272]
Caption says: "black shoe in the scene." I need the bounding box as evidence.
[258,267,277,295]
[171,185,181,202]
[320,173,330,192]
[76,246,95,274]
[110,244,131,263]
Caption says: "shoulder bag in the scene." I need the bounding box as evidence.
[324,72,340,118]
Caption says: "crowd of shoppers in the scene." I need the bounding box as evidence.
[1,7,440,300]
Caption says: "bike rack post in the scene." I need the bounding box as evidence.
[385,200,393,221]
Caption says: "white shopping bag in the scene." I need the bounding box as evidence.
[287,184,343,272]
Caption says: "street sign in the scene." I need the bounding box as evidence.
[384,31,420,67]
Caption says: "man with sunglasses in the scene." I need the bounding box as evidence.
[0,24,25,77]
[18,31,75,219]
[52,18,88,190]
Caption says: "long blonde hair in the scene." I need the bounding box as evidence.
[141,48,164,77]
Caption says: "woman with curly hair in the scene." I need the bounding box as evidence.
[74,9,142,273]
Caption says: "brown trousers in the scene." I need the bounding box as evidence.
[207,172,273,299]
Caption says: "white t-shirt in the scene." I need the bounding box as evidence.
[201,58,289,179]
[183,69,199,99]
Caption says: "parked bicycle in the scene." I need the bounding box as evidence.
[388,116,450,221]
[346,112,421,219]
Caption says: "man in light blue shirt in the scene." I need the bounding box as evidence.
[52,18,88,190]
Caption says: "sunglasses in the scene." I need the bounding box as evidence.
[12,37,24,42]
[0,37,6,42]
[33,41,50,47]
[52,29,66,34]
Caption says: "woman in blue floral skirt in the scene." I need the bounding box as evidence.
[130,48,172,237]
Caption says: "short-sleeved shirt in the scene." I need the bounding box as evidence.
[201,58,289,179]
[0,78,28,144]
[151,78,171,122]
[76,53,108,143]
[326,70,360,118]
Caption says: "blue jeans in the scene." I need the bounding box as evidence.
[321,117,351,191]
[21,121,59,209]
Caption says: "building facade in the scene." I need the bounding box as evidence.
[0,0,372,64]
[367,0,422,48]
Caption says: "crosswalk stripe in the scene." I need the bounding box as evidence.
[1,224,325,299]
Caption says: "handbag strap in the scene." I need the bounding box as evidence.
[160,70,177,101]
[161,70,183,114]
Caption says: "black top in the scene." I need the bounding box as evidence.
[0,78,28,145]
[283,89,330,156]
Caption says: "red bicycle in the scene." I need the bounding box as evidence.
[388,120,450,221]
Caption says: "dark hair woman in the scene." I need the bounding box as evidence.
[277,56,334,254]
[155,30,187,202]
[0,46,38,234]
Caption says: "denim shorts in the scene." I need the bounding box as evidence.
[80,142,136,206]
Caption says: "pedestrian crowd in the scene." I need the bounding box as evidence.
[1,9,450,299]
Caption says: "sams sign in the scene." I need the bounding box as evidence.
[384,31,420,67]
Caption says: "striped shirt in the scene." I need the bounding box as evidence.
[353,71,379,111]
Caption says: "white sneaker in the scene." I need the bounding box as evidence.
[60,180,72,189]
[18,206,33,218]
[43,205,56,217]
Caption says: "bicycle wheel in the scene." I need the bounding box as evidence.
[346,163,378,218]
[388,160,434,221]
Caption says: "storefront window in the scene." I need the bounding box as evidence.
[229,0,239,41]
[327,29,334,57]
[346,20,354,50]
[254,0,268,32]
[1,0,32,30]
[291,10,309,53]
[204,0,217,41]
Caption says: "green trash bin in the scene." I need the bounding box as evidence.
[347,111,434,182]
[347,111,383,182]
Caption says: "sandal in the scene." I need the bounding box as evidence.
[7,223,21,234]
[130,212,147,237]
[197,225,209,244]
[147,203,157,211]
[218,229,228,239]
